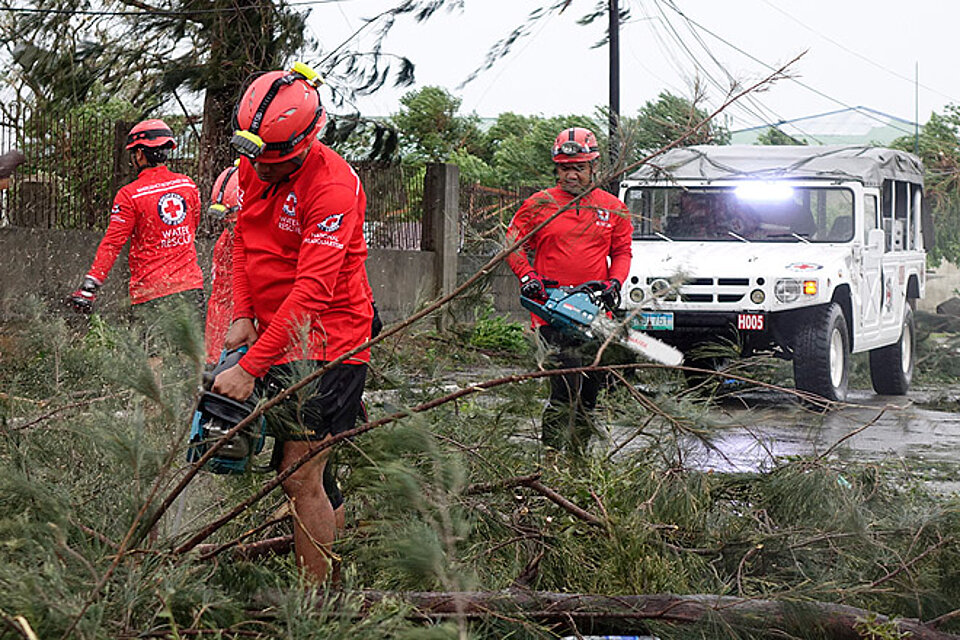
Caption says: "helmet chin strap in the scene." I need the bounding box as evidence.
[130,149,148,173]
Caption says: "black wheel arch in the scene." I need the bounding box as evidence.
[831,285,854,351]
[907,274,921,301]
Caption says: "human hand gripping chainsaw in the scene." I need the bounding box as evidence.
[520,282,683,366]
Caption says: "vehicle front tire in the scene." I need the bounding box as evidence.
[868,305,915,395]
[792,302,850,402]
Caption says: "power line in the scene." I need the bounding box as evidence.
[655,0,916,138]
[633,0,801,138]
[635,0,824,143]
[0,0,343,18]
[758,0,960,105]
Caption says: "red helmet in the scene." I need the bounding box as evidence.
[126,119,177,150]
[552,127,600,163]
[231,62,326,164]
[209,163,240,220]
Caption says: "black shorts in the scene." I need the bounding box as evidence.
[260,361,367,442]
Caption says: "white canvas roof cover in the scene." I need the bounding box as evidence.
[627,145,923,188]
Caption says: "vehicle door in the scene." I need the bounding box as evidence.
[858,191,883,344]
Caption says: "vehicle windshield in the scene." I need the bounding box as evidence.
[626,185,855,242]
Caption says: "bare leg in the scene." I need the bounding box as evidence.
[280,438,335,583]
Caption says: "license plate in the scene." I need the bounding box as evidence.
[737,313,765,331]
[635,311,674,331]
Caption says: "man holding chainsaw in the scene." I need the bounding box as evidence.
[67,120,204,316]
[506,127,632,453]
[211,62,374,584]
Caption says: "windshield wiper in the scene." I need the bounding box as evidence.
[727,231,750,243]
[638,232,674,241]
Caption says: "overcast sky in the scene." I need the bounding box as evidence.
[307,0,959,132]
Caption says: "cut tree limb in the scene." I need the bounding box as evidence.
[352,589,960,640]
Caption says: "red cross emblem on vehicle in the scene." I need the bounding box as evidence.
[786,262,822,271]
[157,193,187,225]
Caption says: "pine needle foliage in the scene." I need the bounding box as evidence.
[2,298,960,638]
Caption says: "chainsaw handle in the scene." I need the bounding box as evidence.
[203,347,249,390]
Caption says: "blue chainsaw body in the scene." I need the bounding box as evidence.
[520,287,600,337]
[188,347,266,474]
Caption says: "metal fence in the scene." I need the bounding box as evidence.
[354,162,423,250]
[0,106,538,254]
[0,111,203,230]
[459,182,538,255]
[0,108,425,249]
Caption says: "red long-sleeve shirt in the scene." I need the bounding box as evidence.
[506,186,633,325]
[233,143,373,377]
[87,166,204,304]
[204,227,234,364]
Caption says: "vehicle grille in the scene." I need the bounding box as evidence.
[646,276,751,306]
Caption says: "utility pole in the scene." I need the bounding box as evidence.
[608,0,620,192]
[914,61,919,155]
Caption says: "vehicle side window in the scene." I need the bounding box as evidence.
[863,194,878,236]
[880,180,906,252]
[911,186,922,251]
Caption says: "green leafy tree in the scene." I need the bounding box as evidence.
[627,91,730,156]
[892,106,960,264]
[0,0,311,187]
[391,86,482,164]
[0,1,424,185]
[487,114,598,185]
[756,126,806,146]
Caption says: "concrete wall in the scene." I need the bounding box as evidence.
[0,228,503,325]
[0,227,132,318]
[921,261,960,313]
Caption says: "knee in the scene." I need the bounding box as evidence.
[281,468,326,501]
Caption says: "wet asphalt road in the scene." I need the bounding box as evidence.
[626,386,960,492]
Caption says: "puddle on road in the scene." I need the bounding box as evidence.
[610,387,960,493]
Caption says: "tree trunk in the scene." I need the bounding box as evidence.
[198,84,235,201]
[353,589,960,640]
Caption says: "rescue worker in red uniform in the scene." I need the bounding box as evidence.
[212,62,373,584]
[204,159,359,574]
[506,127,633,453]
[204,162,240,366]
[68,119,204,315]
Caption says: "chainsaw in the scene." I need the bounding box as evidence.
[187,347,267,474]
[521,284,684,366]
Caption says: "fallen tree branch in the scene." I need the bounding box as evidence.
[525,479,604,527]
[347,589,960,640]
[463,472,542,496]
[196,515,291,561]
[174,364,640,555]
[196,535,293,562]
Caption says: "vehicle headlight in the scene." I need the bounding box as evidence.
[649,278,671,298]
[774,278,802,303]
[750,289,765,304]
[628,287,644,303]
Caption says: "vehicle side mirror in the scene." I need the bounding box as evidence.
[867,228,884,251]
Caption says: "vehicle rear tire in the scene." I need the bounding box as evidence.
[792,302,849,402]
[869,305,915,395]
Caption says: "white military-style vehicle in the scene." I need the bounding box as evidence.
[619,145,928,401]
